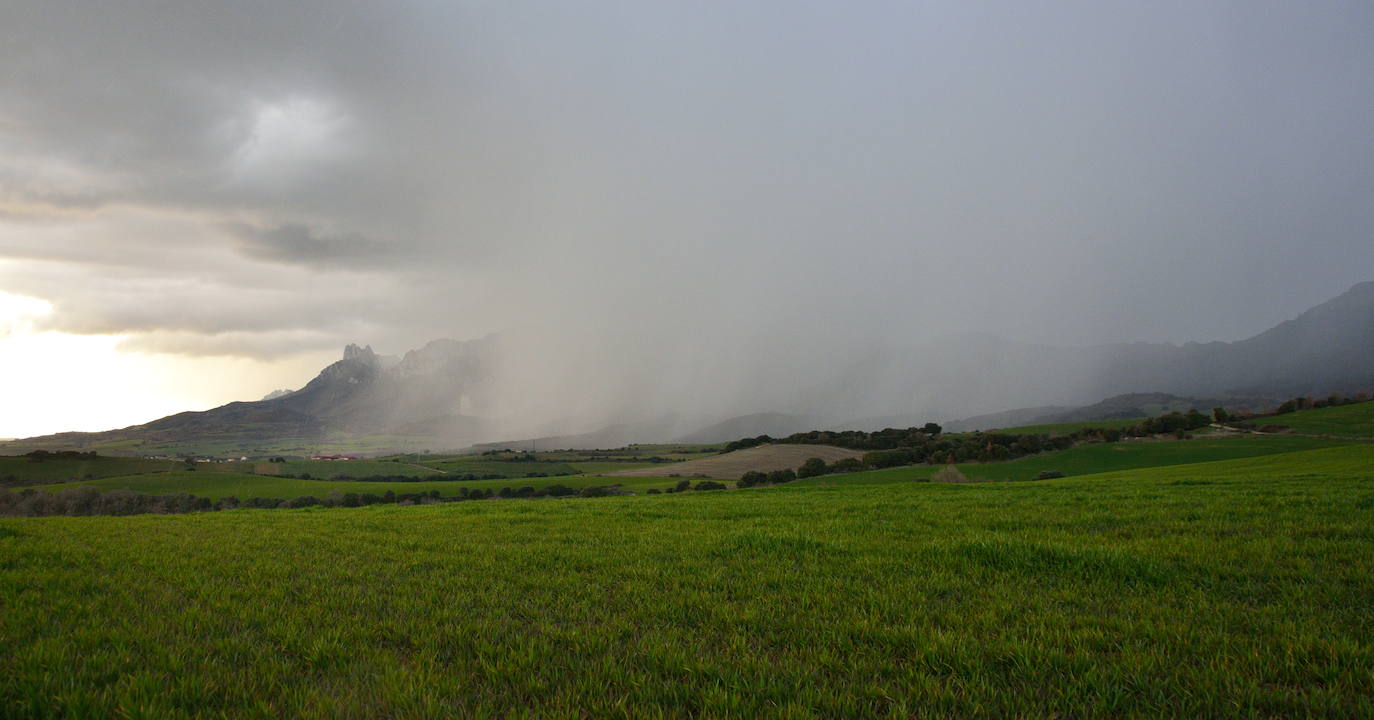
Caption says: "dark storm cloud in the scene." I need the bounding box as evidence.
[2,1,1373,429]
[227,223,397,269]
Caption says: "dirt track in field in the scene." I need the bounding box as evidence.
[606,444,864,480]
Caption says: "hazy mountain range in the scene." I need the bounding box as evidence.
[7,282,1372,455]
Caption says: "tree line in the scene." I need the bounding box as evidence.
[1273,392,1370,415]
[725,424,944,453]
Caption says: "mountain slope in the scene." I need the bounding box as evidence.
[942,393,1277,433]
[823,282,1374,422]
[675,413,831,444]
[3,338,498,456]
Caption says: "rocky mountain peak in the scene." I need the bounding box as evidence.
[342,343,379,364]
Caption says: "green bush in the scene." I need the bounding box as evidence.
[766,469,797,485]
[829,458,863,474]
[738,471,768,488]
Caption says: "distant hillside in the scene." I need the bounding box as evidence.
[822,282,1374,424]
[944,393,1278,432]
[880,406,1067,434]
[674,413,829,444]
[1084,281,1374,399]
[467,416,685,453]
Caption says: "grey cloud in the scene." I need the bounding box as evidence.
[116,330,344,359]
[227,223,398,269]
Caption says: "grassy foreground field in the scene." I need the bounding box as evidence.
[3,445,1372,717]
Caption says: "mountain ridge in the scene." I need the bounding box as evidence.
[5,282,1372,456]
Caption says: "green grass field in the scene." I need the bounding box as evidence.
[3,444,1372,717]
[1261,400,1374,437]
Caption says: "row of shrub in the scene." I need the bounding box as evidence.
[726,410,1225,471]
[642,479,729,494]
[1128,409,1213,437]
[21,450,101,462]
[725,424,944,453]
[1274,392,1371,415]
[0,483,635,517]
[736,469,798,488]
[739,462,1069,489]
[736,456,863,488]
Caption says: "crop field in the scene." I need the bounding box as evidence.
[0,455,181,485]
[3,444,1372,717]
[23,470,684,500]
[1262,400,1374,437]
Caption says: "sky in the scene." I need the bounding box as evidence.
[2,1,1373,438]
